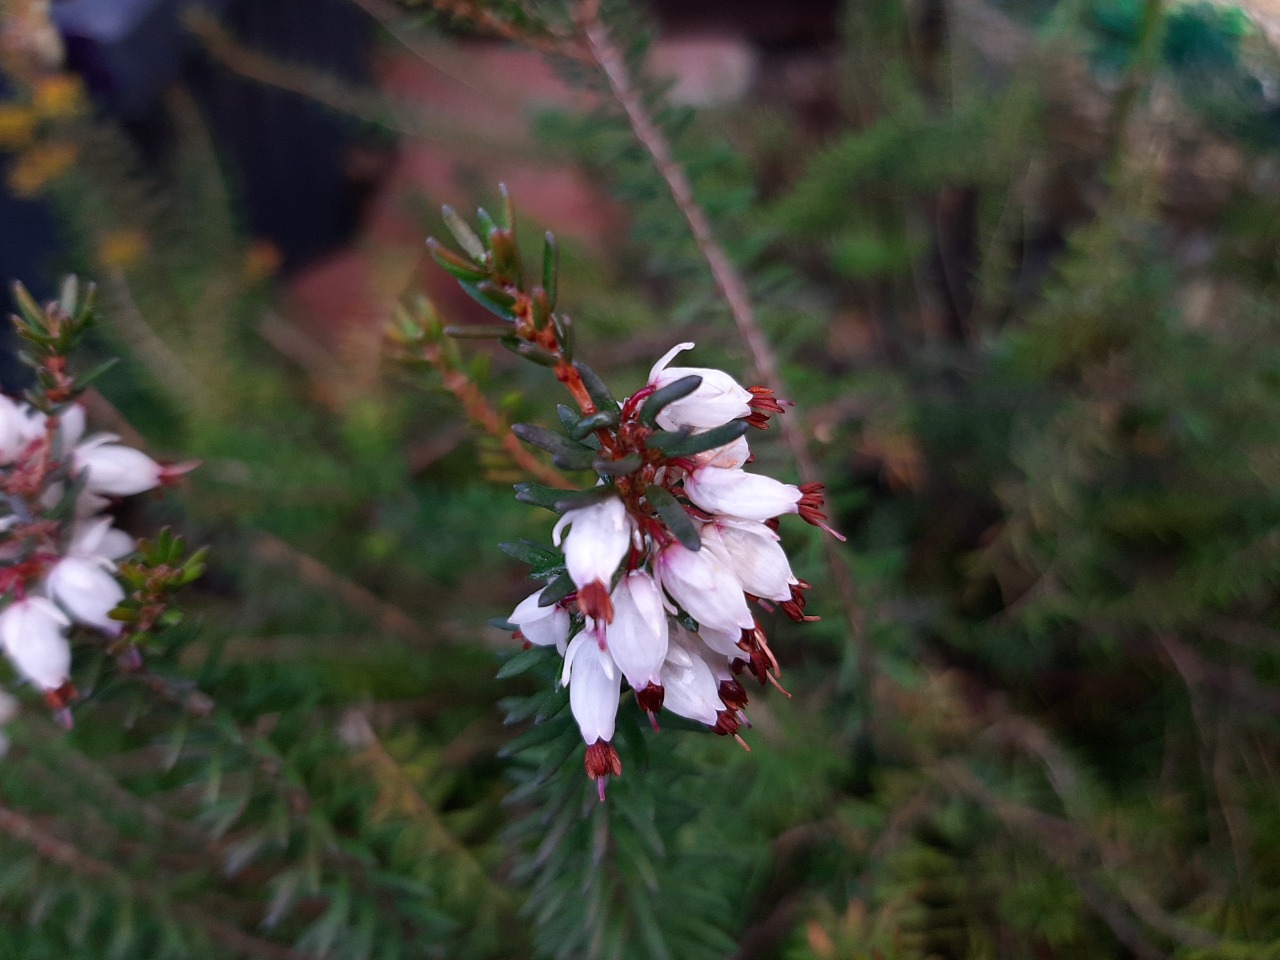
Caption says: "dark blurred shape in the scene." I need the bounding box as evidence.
[53,0,229,120]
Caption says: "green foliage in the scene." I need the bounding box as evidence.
[6,0,1280,957]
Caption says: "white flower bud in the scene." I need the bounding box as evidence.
[0,598,72,690]
[47,555,125,634]
[648,342,752,431]
[561,633,621,745]
[682,465,801,522]
[74,436,162,496]
[508,591,570,654]
[655,539,755,634]
[605,571,668,690]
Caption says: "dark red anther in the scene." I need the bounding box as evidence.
[635,682,664,715]
[577,580,615,624]
[584,740,622,800]
[797,482,846,542]
[745,386,789,429]
[718,677,749,712]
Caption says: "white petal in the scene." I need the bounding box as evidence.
[47,556,125,633]
[563,634,621,744]
[655,540,755,633]
[688,433,750,470]
[683,466,801,522]
[74,439,162,497]
[659,629,721,726]
[0,598,71,690]
[605,571,668,689]
[647,342,695,383]
[509,592,570,653]
[59,404,86,448]
[558,497,633,592]
[702,520,795,601]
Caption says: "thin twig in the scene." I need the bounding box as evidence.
[573,3,872,723]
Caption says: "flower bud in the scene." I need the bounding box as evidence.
[74,435,162,497]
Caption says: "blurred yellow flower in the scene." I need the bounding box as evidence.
[243,240,283,282]
[32,75,85,120]
[97,229,150,269]
[6,141,76,196]
[0,104,36,150]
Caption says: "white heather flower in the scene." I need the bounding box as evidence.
[74,435,163,497]
[508,591,570,654]
[654,539,755,634]
[683,464,801,522]
[47,555,125,635]
[605,570,668,691]
[702,519,797,602]
[552,496,633,622]
[0,597,72,690]
[561,632,621,744]
[658,627,723,727]
[648,342,752,431]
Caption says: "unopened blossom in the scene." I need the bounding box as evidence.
[74,434,163,497]
[552,496,634,623]
[0,597,71,691]
[509,591,570,653]
[654,539,756,635]
[647,342,752,431]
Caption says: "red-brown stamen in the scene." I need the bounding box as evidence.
[797,482,847,542]
[584,739,622,800]
[745,386,790,430]
[577,580,614,624]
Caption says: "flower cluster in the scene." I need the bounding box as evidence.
[0,396,175,716]
[508,343,841,797]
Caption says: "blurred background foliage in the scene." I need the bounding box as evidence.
[2,0,1280,957]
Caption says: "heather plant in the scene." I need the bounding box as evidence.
[0,0,1279,958]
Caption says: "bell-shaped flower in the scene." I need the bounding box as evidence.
[605,570,668,690]
[74,435,163,497]
[658,627,723,726]
[655,538,755,634]
[648,342,752,431]
[552,495,634,623]
[508,591,570,654]
[683,464,801,522]
[47,555,125,635]
[561,632,621,745]
[701,519,797,602]
[0,597,71,690]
